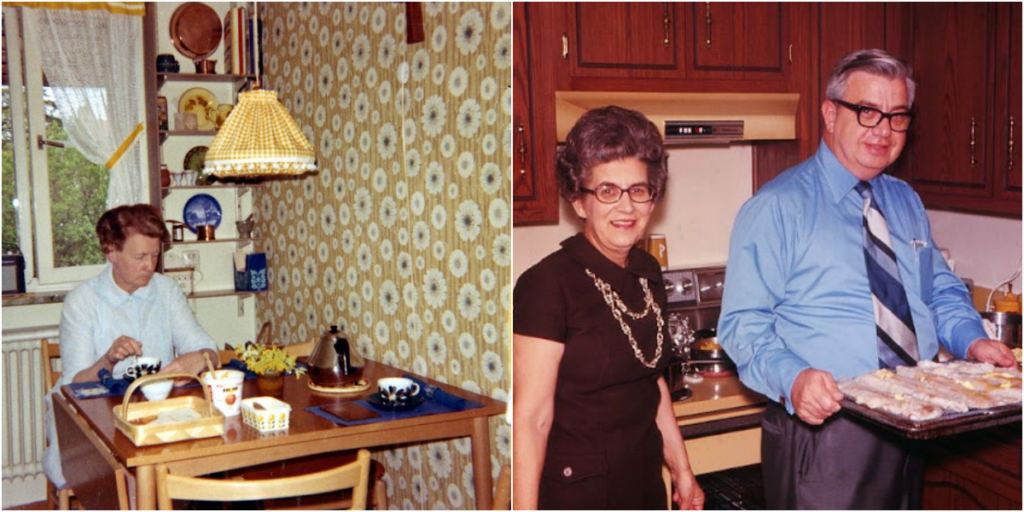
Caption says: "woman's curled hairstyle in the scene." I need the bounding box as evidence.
[96,204,170,254]
[556,105,668,202]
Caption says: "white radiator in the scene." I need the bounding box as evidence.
[2,326,59,508]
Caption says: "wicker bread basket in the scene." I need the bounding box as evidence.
[113,373,225,446]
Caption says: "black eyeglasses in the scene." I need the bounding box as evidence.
[580,183,657,204]
[832,99,914,132]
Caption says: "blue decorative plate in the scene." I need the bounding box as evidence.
[183,193,222,233]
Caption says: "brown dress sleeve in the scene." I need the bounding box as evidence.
[512,258,568,343]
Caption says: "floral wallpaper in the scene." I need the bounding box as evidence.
[254,2,511,509]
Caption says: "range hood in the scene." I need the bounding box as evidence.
[556,91,799,144]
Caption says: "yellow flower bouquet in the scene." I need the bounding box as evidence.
[235,342,307,377]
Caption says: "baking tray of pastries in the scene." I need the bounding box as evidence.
[840,398,1021,440]
[838,360,1022,440]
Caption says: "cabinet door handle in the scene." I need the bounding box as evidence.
[663,3,671,46]
[1009,116,1015,172]
[705,2,712,47]
[562,33,568,60]
[517,123,528,176]
[970,117,977,168]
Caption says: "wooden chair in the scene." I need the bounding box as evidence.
[156,449,372,510]
[284,340,315,358]
[218,347,236,366]
[492,465,511,510]
[41,339,77,510]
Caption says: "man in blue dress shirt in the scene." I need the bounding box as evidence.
[718,49,1016,509]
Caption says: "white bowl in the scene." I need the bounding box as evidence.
[140,379,173,401]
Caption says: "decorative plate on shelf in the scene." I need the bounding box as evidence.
[183,146,208,173]
[178,88,218,131]
[169,2,222,60]
[215,104,233,129]
[183,193,222,233]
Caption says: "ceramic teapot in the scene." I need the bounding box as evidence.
[308,325,364,387]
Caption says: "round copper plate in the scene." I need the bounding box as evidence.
[169,3,223,60]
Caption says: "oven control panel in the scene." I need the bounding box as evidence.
[663,269,698,306]
[662,267,725,307]
[697,269,726,304]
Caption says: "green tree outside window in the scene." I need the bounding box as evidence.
[3,86,109,269]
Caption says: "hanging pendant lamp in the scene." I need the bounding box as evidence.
[204,3,316,179]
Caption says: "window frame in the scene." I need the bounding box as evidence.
[3,7,149,291]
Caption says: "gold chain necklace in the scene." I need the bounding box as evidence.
[585,268,664,368]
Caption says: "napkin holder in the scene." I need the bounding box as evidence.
[234,251,268,292]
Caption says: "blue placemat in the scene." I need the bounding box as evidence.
[306,397,483,427]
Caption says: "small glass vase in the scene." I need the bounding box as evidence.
[256,371,284,396]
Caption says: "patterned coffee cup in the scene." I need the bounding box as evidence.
[124,356,162,383]
[377,377,420,407]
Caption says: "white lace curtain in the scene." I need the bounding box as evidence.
[22,4,146,208]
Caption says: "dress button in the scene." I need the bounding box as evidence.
[563,466,573,478]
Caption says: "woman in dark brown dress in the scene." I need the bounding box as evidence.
[513,106,704,510]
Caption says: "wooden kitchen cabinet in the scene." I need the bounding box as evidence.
[899,3,1021,217]
[513,2,559,225]
[684,2,789,83]
[567,3,682,79]
[992,2,1022,203]
[922,425,1022,510]
[566,2,793,84]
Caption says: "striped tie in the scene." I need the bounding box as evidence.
[856,181,919,368]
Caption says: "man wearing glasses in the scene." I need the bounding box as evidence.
[718,49,1015,509]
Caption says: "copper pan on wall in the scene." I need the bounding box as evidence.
[169,3,222,60]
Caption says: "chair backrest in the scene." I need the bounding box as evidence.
[156,448,372,510]
[492,465,511,510]
[218,348,236,366]
[284,340,315,358]
[41,339,61,390]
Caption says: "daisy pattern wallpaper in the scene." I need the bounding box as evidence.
[254,3,511,508]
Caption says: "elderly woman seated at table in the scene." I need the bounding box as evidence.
[43,204,217,490]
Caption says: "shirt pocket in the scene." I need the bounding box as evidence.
[911,221,933,304]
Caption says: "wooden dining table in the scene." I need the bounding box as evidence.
[54,360,506,509]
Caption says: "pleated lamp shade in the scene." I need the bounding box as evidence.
[204,89,317,178]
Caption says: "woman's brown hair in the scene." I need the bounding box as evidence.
[556,105,668,202]
[96,204,170,254]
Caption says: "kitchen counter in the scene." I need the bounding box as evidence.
[672,374,767,475]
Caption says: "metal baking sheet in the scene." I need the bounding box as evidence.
[840,399,1022,440]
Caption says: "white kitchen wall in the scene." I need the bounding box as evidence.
[513,146,753,282]
[514,146,1022,297]
[927,209,1022,292]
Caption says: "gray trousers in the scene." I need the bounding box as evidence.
[761,402,924,509]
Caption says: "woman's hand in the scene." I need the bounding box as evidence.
[673,469,705,510]
[161,349,215,386]
[103,336,143,366]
